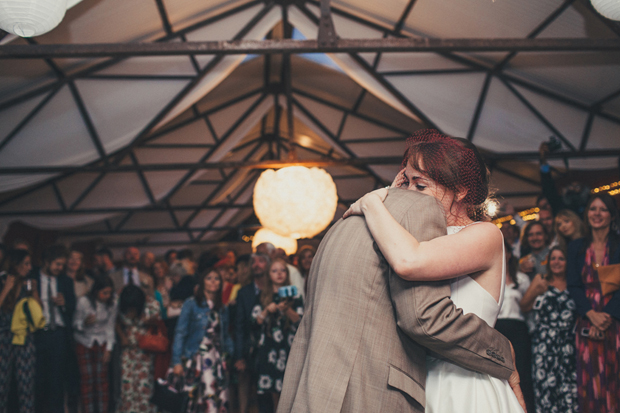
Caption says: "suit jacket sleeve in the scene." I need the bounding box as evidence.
[61,276,77,326]
[234,288,248,361]
[388,194,514,380]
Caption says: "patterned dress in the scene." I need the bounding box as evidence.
[530,286,579,413]
[0,274,35,413]
[574,246,620,413]
[252,295,303,395]
[182,310,229,413]
[117,298,160,413]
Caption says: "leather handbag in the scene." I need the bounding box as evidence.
[138,321,169,353]
[150,372,189,413]
[598,263,620,296]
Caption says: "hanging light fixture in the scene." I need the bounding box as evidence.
[0,0,82,37]
[253,166,338,239]
[591,0,620,21]
[252,228,298,255]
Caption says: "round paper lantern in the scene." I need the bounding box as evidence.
[252,228,298,256]
[0,0,67,37]
[591,0,620,20]
[253,166,338,239]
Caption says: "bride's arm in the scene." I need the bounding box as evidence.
[350,191,502,281]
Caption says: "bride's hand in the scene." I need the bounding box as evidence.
[343,187,389,219]
[508,343,527,412]
[391,168,407,188]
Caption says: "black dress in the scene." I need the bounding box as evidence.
[252,295,303,395]
[530,286,579,413]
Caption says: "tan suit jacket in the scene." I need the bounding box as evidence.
[277,189,513,413]
[109,267,154,297]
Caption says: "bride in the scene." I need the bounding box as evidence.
[344,129,526,412]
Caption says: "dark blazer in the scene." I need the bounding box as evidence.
[234,283,261,362]
[567,237,620,320]
[33,270,76,328]
[278,189,513,413]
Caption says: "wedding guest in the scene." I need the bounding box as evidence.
[495,240,533,413]
[109,247,153,297]
[65,249,94,413]
[152,259,171,319]
[555,209,585,251]
[519,221,551,280]
[525,246,578,413]
[140,251,155,275]
[165,249,177,267]
[567,193,620,413]
[73,276,116,413]
[115,285,159,413]
[235,253,270,413]
[0,249,39,413]
[296,245,315,296]
[34,244,76,413]
[252,258,303,411]
[93,247,116,280]
[172,269,233,412]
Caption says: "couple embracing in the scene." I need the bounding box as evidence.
[277,130,527,412]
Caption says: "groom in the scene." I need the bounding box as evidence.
[278,189,518,412]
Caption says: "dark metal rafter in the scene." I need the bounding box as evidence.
[2,38,619,59]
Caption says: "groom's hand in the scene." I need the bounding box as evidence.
[508,343,527,412]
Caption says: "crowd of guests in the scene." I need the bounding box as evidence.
[0,240,316,413]
[498,190,619,413]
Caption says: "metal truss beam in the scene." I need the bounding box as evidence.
[2,38,619,59]
[1,149,618,175]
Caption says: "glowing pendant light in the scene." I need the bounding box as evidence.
[253,166,338,239]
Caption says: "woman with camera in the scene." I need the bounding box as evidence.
[171,269,233,413]
[252,258,303,411]
[522,246,578,413]
[567,193,620,413]
[0,249,40,413]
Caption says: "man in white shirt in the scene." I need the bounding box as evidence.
[33,244,76,413]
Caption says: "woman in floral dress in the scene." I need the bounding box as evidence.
[567,193,620,413]
[252,258,303,410]
[172,269,233,413]
[526,246,578,413]
[116,285,160,413]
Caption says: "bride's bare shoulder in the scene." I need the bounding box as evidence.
[459,222,503,247]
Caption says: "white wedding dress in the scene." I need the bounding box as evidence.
[424,225,524,413]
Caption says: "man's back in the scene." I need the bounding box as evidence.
[278,190,446,412]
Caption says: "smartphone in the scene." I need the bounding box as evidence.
[532,297,543,310]
[278,285,298,299]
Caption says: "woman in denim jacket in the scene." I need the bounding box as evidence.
[172,269,233,413]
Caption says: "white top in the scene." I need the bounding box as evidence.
[39,272,65,328]
[73,296,117,351]
[498,272,530,321]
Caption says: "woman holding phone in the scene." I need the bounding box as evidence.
[252,258,303,410]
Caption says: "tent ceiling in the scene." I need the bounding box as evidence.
[0,0,619,250]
